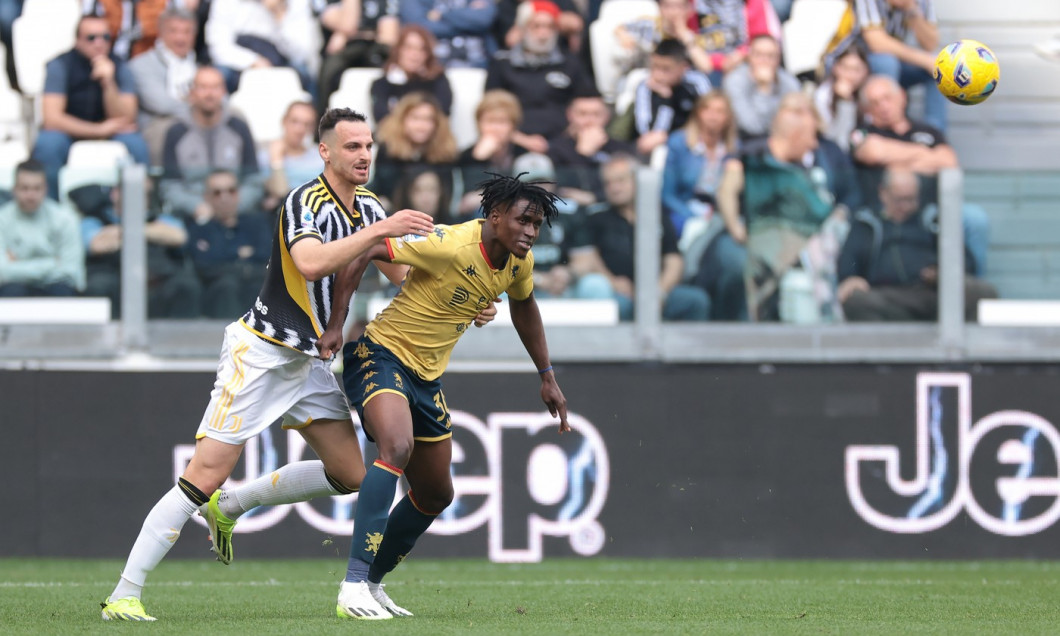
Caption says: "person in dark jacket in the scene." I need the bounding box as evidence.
[837,168,996,322]
[484,0,591,153]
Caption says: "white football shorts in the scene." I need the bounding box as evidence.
[195,321,352,445]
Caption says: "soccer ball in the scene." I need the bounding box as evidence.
[934,39,1000,105]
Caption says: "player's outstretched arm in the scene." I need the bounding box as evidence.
[290,209,434,281]
[510,293,570,433]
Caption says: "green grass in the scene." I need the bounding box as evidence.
[2,558,1059,635]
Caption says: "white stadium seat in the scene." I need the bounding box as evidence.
[781,0,848,77]
[329,67,383,127]
[65,140,130,168]
[229,67,309,145]
[590,0,659,103]
[445,67,487,150]
[11,15,76,97]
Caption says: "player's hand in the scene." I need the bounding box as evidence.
[474,297,500,327]
[379,209,434,238]
[540,374,570,433]
[317,326,343,360]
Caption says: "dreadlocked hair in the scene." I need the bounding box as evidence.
[477,172,562,227]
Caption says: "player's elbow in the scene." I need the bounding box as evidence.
[296,261,331,282]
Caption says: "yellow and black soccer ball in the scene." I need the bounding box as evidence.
[934,39,1000,105]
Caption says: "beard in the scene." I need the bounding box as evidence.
[522,32,559,56]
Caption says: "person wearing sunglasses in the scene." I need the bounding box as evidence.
[185,169,272,319]
[31,14,150,200]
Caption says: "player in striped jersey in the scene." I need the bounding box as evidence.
[101,108,437,622]
[822,0,945,131]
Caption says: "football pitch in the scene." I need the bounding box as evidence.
[2,558,1058,635]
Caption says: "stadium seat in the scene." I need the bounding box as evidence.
[596,0,660,24]
[329,67,383,127]
[58,164,120,207]
[781,0,847,77]
[229,67,310,145]
[0,140,29,176]
[590,0,659,103]
[58,141,127,206]
[445,67,486,150]
[614,67,648,118]
[21,0,81,24]
[0,88,26,148]
[66,140,130,168]
[11,15,76,97]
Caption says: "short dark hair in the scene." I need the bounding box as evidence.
[318,108,368,140]
[652,38,689,64]
[76,13,107,38]
[14,159,45,180]
[206,168,238,182]
[477,172,561,227]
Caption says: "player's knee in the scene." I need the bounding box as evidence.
[413,485,454,515]
[325,464,365,494]
[376,437,414,468]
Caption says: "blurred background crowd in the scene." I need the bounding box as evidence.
[2,0,1050,324]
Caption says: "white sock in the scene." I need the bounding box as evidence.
[221,460,343,519]
[110,486,199,600]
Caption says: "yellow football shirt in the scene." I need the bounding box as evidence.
[364,219,535,381]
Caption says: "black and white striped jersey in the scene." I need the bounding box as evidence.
[240,174,387,356]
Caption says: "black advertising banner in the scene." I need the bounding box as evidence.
[3,364,1060,559]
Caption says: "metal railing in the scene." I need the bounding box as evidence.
[3,165,1059,368]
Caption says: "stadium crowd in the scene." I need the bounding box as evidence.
[0,0,996,322]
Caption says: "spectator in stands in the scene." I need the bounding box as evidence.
[568,154,710,321]
[0,160,84,297]
[315,0,400,116]
[718,95,857,321]
[370,91,458,207]
[661,90,736,240]
[722,33,799,141]
[369,25,453,124]
[84,0,168,60]
[0,0,19,91]
[623,38,711,156]
[485,0,591,152]
[185,169,272,319]
[129,7,200,165]
[206,0,319,96]
[158,66,265,218]
[32,14,150,200]
[400,0,496,69]
[261,100,323,215]
[686,0,752,83]
[838,168,997,322]
[823,0,946,131]
[615,0,712,78]
[813,44,869,154]
[767,0,792,23]
[456,89,529,217]
[494,0,584,53]
[546,86,634,205]
[851,75,989,274]
[660,90,745,321]
[390,165,454,223]
[512,152,582,298]
[74,181,201,319]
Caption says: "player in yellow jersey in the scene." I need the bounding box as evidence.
[101,109,437,622]
[332,173,570,619]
